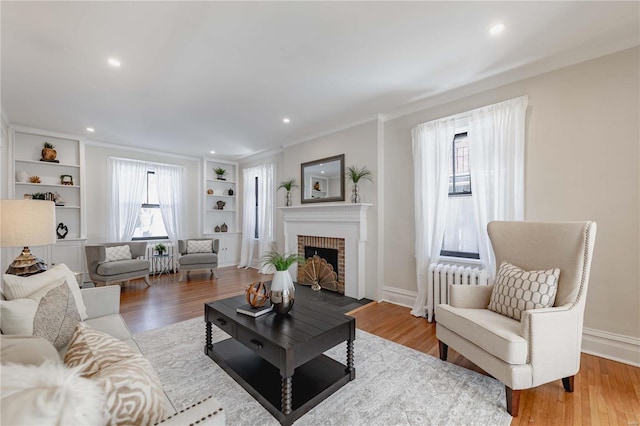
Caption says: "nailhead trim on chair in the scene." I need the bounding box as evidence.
[154,396,224,425]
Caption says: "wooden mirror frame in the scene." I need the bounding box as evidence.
[300,154,345,204]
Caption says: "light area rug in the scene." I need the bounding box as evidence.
[134,317,512,426]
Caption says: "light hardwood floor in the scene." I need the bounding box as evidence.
[119,267,640,425]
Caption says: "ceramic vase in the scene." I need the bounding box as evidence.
[270,270,295,315]
[350,183,360,203]
[16,170,29,183]
[286,191,292,206]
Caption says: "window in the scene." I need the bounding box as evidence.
[132,171,169,240]
[441,132,479,259]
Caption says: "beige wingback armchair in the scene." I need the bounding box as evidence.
[177,239,219,282]
[85,242,151,287]
[436,221,597,417]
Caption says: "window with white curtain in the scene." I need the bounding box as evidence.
[132,171,169,240]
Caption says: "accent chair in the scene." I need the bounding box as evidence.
[436,221,597,416]
[177,239,219,282]
[85,242,151,287]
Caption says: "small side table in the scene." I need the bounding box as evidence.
[151,254,175,281]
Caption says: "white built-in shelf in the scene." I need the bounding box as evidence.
[204,231,242,236]
[16,159,80,168]
[206,179,237,184]
[17,183,81,188]
[208,209,236,212]
[206,194,236,198]
[55,205,81,209]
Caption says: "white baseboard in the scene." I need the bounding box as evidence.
[380,286,417,308]
[582,327,640,367]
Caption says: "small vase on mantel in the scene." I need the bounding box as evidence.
[286,191,292,207]
[270,271,295,315]
[350,184,360,203]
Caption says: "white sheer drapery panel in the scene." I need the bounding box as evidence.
[468,96,528,279]
[238,163,274,270]
[107,158,147,242]
[442,196,478,254]
[411,117,456,317]
[154,164,185,245]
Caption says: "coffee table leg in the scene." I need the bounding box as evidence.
[346,339,355,380]
[281,376,292,415]
[206,321,212,351]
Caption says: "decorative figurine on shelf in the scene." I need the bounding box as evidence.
[221,223,228,232]
[60,175,74,185]
[56,223,68,239]
[53,192,65,206]
[207,189,214,195]
[216,200,226,210]
[228,188,234,196]
[215,225,221,233]
[41,142,59,163]
[29,176,41,183]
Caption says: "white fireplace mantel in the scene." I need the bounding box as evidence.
[279,203,371,299]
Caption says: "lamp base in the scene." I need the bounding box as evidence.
[5,247,49,276]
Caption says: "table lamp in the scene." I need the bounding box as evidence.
[1,199,56,276]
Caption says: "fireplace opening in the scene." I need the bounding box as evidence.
[304,246,339,280]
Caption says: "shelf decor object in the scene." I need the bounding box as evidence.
[60,174,74,185]
[345,164,373,203]
[277,178,298,207]
[0,199,56,276]
[261,251,305,315]
[41,142,58,163]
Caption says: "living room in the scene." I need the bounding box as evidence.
[1,2,639,425]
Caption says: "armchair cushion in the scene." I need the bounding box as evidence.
[488,261,560,321]
[186,239,213,253]
[436,304,528,364]
[104,245,133,262]
[178,252,218,266]
[96,259,149,276]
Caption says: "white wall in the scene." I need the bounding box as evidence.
[383,48,639,354]
[84,143,201,243]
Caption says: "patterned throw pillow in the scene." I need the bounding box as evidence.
[105,245,132,262]
[488,261,560,321]
[187,239,212,254]
[65,324,167,425]
[33,283,82,349]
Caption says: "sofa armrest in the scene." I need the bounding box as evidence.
[85,245,106,276]
[156,396,224,426]
[449,284,494,309]
[212,239,219,254]
[81,285,121,318]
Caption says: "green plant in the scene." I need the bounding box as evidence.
[214,167,227,176]
[277,178,298,192]
[346,165,373,184]
[43,142,55,149]
[155,243,167,254]
[261,250,305,272]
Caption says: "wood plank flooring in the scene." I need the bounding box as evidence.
[120,267,640,425]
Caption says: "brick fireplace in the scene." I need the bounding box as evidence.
[297,235,345,293]
[280,203,371,299]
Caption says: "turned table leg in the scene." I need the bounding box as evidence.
[206,321,212,351]
[281,376,292,415]
[346,338,355,380]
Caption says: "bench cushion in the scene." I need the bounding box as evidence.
[96,259,150,276]
[179,253,218,266]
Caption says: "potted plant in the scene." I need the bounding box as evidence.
[261,251,305,315]
[277,178,299,207]
[41,142,57,161]
[155,243,167,255]
[214,167,227,180]
[345,165,373,203]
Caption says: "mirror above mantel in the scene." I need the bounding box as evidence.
[300,154,345,204]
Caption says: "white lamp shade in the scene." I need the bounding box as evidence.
[0,200,57,248]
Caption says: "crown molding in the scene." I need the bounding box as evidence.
[85,139,199,161]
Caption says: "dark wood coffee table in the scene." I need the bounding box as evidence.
[204,292,356,426]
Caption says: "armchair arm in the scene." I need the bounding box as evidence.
[520,304,582,387]
[212,239,219,254]
[85,245,106,275]
[81,285,121,319]
[449,284,494,309]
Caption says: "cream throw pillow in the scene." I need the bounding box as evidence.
[2,264,88,320]
[104,245,132,262]
[1,360,108,426]
[65,324,168,425]
[187,239,212,253]
[488,261,560,321]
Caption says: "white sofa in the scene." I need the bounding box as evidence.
[1,285,225,425]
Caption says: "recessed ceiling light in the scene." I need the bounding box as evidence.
[320,171,325,174]
[489,23,505,35]
[282,118,290,124]
[210,150,216,154]
[86,127,95,132]
[107,57,121,67]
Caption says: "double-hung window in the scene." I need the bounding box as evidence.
[132,171,169,240]
[441,132,479,259]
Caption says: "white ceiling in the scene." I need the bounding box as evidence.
[2,2,638,160]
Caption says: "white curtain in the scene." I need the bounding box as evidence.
[239,163,274,271]
[107,158,147,242]
[154,164,185,245]
[468,96,528,278]
[411,117,456,317]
